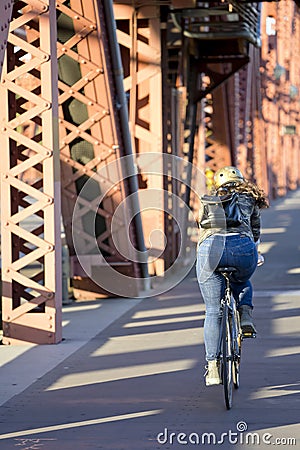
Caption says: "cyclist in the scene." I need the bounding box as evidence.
[196,166,269,386]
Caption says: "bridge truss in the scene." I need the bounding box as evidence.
[0,0,299,343]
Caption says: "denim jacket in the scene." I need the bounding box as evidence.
[198,192,261,244]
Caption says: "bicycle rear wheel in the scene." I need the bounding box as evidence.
[221,303,233,409]
[231,309,242,389]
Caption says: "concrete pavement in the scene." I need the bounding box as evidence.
[0,189,299,449]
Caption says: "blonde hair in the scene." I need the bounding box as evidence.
[213,180,269,209]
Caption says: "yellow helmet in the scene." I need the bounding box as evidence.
[214,166,244,188]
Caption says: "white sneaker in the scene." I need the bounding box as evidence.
[205,360,222,386]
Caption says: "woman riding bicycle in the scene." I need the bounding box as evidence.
[196,166,269,386]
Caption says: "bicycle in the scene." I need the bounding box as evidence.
[216,266,256,410]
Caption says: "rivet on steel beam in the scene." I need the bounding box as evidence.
[2,126,7,132]
[74,15,80,20]
[47,197,53,204]
[6,316,10,320]
[88,101,94,106]
[94,141,99,145]
[43,54,49,61]
[4,221,9,227]
[81,59,86,64]
[44,102,51,109]
[46,150,52,157]
[69,89,74,94]
[47,292,54,299]
[6,269,9,273]
[62,47,67,52]
[49,324,52,329]
[48,315,52,320]
[65,158,70,163]
[47,244,53,251]
[84,77,89,82]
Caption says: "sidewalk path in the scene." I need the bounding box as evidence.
[0,190,299,449]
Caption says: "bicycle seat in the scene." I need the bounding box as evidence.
[216,266,237,274]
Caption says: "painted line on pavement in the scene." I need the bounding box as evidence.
[0,409,162,440]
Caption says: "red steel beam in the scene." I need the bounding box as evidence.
[0,0,62,344]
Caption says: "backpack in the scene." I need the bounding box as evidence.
[199,192,243,229]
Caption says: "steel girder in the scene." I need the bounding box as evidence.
[1,0,300,344]
[113,3,177,276]
[260,1,300,197]
[0,0,150,344]
[183,1,300,198]
[231,44,269,195]
[0,0,62,344]
[56,0,148,299]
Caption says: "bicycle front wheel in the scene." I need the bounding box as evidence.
[221,304,233,410]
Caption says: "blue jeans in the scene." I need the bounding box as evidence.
[196,234,258,361]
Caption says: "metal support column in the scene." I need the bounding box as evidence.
[114,3,165,276]
[56,0,149,298]
[0,0,62,344]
